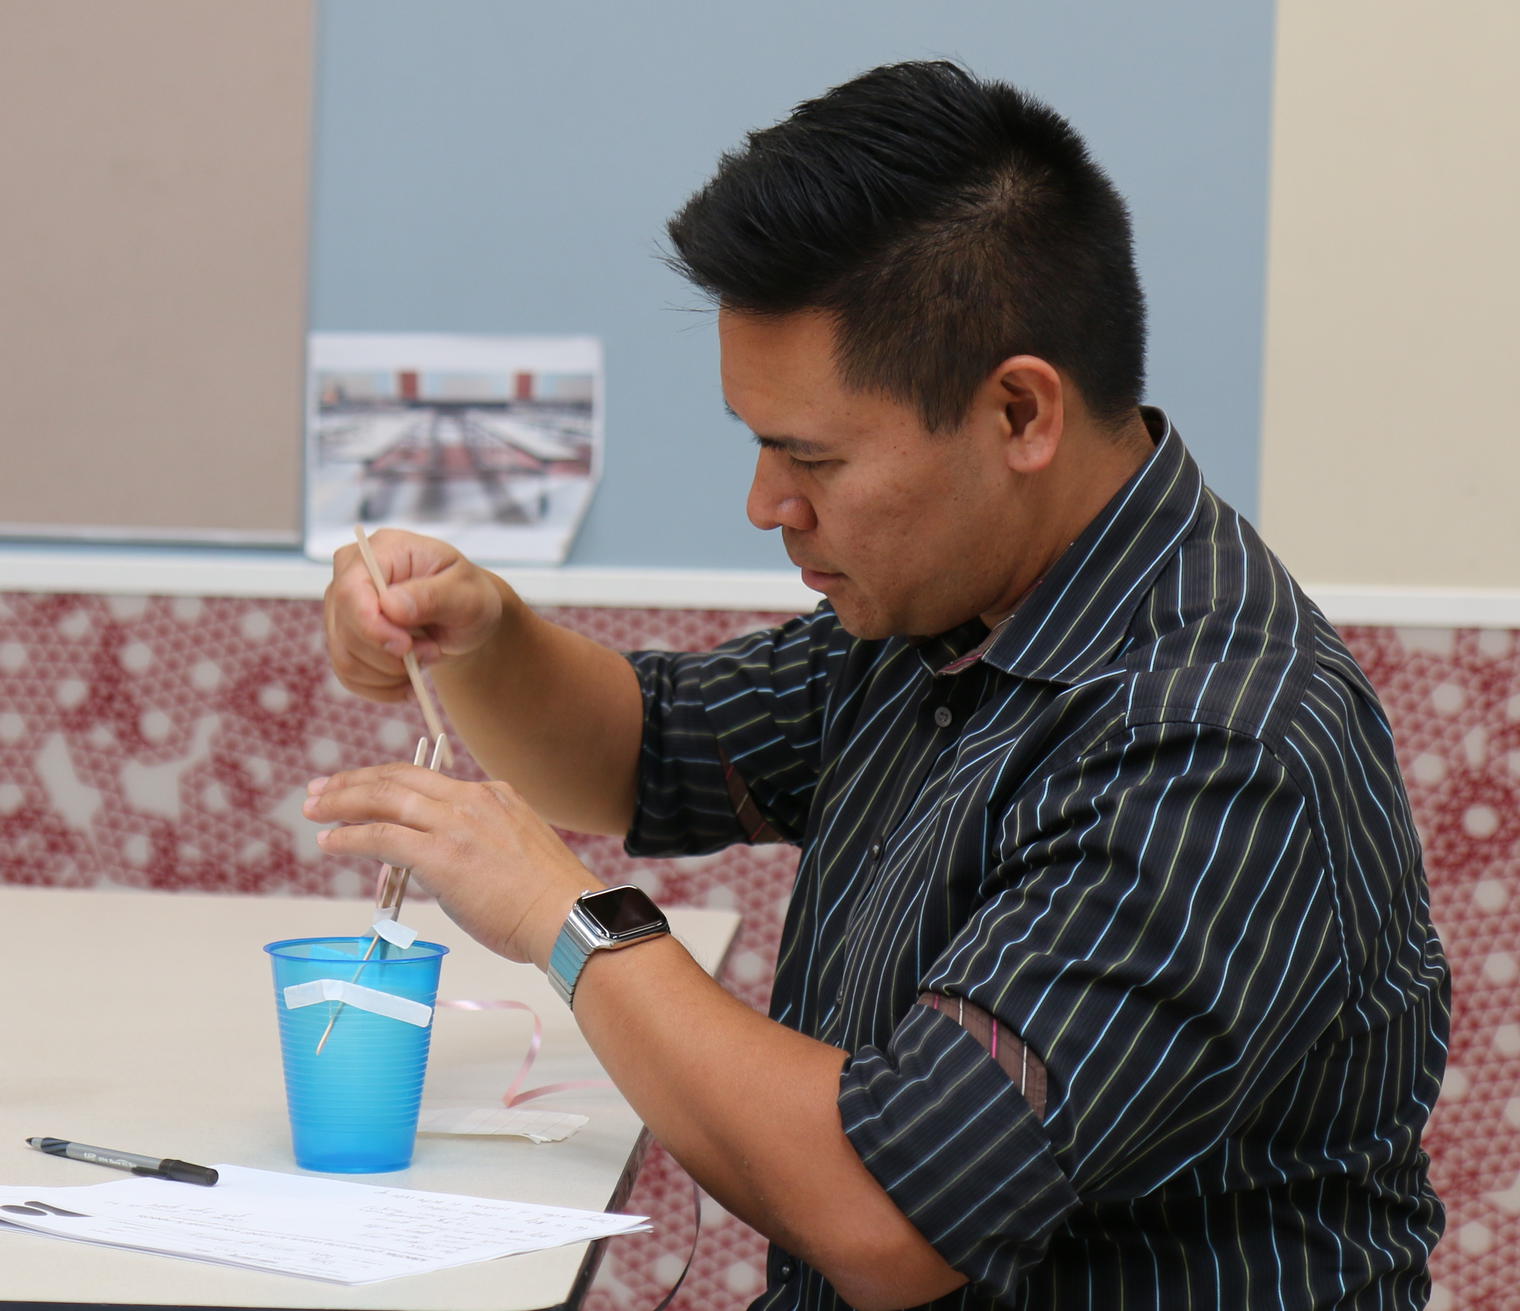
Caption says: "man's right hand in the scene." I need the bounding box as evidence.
[321,526,643,835]
[323,529,507,704]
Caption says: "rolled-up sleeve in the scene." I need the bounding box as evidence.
[624,606,849,856]
[838,717,1350,1293]
[839,1006,1080,1295]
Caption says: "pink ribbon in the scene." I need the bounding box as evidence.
[437,999,610,1107]
[441,999,698,1311]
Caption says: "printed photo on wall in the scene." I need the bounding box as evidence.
[304,332,602,565]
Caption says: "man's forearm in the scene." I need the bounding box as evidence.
[568,938,967,1311]
[432,575,644,835]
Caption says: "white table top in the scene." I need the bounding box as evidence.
[0,886,739,1310]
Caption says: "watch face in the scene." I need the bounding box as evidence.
[582,886,665,940]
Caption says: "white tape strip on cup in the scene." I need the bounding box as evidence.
[283,979,433,1027]
[372,916,419,948]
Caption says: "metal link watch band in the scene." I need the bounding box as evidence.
[547,887,669,1008]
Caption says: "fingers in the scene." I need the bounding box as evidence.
[323,610,409,703]
[307,760,475,813]
[325,531,461,701]
[324,550,415,702]
[315,815,433,869]
[324,531,504,704]
[333,540,418,652]
[386,555,507,660]
[305,766,525,851]
[303,763,594,968]
[305,764,467,869]
[361,530,473,642]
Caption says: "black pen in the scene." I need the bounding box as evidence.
[26,1137,218,1186]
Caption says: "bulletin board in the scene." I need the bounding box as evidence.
[0,0,313,545]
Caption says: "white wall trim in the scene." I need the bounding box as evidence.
[0,546,818,612]
[6,548,1520,627]
[1300,583,1520,631]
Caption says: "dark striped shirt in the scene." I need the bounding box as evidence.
[626,415,1448,1310]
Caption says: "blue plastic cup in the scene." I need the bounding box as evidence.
[265,936,448,1173]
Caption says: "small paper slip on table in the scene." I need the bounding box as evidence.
[0,886,740,1311]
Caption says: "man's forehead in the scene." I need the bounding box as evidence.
[717,314,846,411]
[718,309,922,448]
[718,306,840,363]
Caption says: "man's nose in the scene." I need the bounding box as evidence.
[747,455,817,532]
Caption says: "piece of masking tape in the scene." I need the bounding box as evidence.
[372,915,418,948]
[282,978,433,1027]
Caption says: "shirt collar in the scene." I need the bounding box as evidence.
[929,408,1204,685]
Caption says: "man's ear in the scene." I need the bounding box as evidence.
[992,356,1064,474]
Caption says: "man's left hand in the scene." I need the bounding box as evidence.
[303,763,602,967]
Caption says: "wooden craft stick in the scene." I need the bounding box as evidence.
[352,525,454,768]
[315,734,438,1055]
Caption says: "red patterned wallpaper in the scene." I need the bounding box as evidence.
[0,592,1514,1309]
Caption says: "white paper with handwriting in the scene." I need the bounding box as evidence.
[0,1164,647,1284]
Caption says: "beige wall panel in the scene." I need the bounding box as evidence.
[0,0,312,543]
[1261,0,1520,588]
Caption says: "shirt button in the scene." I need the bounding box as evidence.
[869,841,883,860]
[779,1261,796,1280]
[933,705,953,728]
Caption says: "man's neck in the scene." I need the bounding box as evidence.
[978,410,1154,630]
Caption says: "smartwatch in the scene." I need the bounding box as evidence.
[547,885,670,1007]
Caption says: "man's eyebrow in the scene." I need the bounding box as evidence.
[722,404,831,456]
[752,433,831,457]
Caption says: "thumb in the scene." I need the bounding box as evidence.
[376,580,421,629]
[380,560,495,645]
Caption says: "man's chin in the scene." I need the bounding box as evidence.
[814,581,961,641]
[830,596,971,643]
[828,600,894,642]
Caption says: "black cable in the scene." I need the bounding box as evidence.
[648,1178,703,1311]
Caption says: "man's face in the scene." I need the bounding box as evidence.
[720,309,1036,640]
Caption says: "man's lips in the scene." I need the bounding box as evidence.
[784,536,842,590]
[798,566,843,591]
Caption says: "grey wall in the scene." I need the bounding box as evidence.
[311,0,1275,570]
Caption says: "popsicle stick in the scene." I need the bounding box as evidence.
[352,525,454,769]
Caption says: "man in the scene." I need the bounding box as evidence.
[309,61,1448,1310]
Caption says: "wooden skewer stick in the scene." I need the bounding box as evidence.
[372,733,445,918]
[314,734,443,1055]
[352,524,454,769]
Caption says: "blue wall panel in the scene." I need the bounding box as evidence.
[311,0,1274,569]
